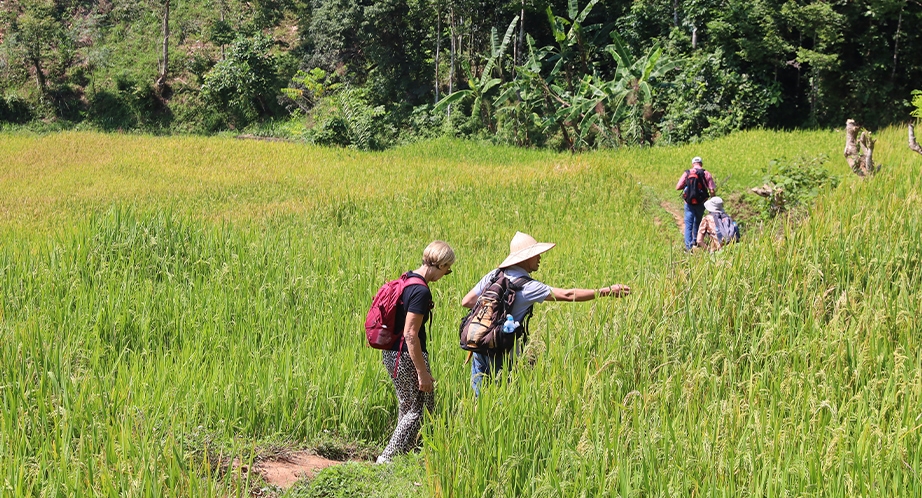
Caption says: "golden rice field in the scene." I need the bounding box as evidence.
[1,128,920,496]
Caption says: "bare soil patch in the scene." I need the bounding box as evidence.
[236,451,348,490]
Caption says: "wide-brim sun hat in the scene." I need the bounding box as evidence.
[704,196,724,212]
[498,232,556,268]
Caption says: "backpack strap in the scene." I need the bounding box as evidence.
[397,273,431,337]
[712,212,737,244]
[509,275,533,287]
[489,268,504,284]
[400,272,428,289]
[711,212,724,242]
[507,276,533,345]
[519,305,534,341]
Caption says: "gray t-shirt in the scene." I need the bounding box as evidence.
[468,266,552,322]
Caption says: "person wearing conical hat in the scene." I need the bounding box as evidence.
[460,232,631,395]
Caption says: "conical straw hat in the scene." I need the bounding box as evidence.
[498,232,556,268]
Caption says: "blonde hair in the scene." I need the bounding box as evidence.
[422,240,456,268]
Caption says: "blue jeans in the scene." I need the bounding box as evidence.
[684,203,705,250]
[471,350,509,396]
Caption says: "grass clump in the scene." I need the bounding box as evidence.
[286,455,426,498]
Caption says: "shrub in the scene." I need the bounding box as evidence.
[394,104,446,144]
[753,154,839,218]
[201,34,284,129]
[0,94,33,124]
[660,51,780,145]
[301,87,389,150]
[86,72,166,131]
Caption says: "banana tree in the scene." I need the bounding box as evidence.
[493,3,681,150]
[536,32,680,150]
[603,32,681,145]
[496,32,622,151]
[434,16,519,133]
[493,35,558,147]
[544,0,612,93]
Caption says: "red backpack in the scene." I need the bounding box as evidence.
[365,273,428,349]
[682,168,710,205]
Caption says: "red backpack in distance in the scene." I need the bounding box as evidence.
[365,273,428,350]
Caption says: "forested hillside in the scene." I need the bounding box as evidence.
[1,0,920,149]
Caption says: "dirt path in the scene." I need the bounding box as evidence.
[659,201,685,232]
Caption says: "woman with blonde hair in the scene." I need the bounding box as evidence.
[377,240,455,463]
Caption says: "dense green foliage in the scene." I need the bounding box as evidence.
[201,34,289,127]
[755,154,840,218]
[0,1,920,147]
[912,90,922,120]
[1,128,920,496]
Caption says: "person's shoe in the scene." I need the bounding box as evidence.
[376,455,390,464]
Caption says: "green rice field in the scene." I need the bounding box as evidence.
[1,129,920,496]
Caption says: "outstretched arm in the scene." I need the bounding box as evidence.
[545,284,631,302]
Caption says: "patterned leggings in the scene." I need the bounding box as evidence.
[379,350,434,462]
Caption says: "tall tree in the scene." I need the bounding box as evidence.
[157,0,170,90]
[781,0,845,125]
[0,0,71,103]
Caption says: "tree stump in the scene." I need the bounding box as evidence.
[844,119,880,176]
[910,123,922,156]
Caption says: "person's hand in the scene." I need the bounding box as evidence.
[604,284,631,297]
[418,372,435,392]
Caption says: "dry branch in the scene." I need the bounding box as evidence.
[750,184,785,216]
[910,123,922,156]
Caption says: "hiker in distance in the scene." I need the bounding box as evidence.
[675,156,717,251]
[695,196,741,252]
[460,232,630,396]
[374,240,455,464]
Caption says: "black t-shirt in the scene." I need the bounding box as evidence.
[390,272,433,352]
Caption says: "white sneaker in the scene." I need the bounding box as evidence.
[375,455,390,464]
